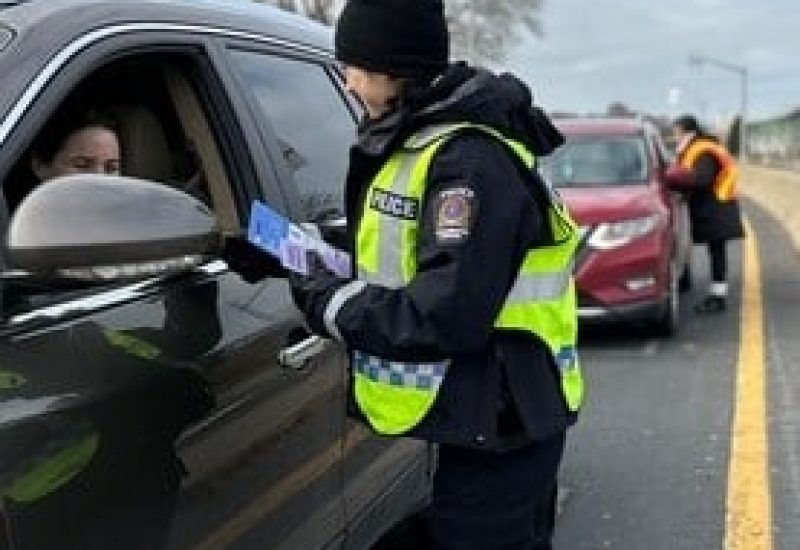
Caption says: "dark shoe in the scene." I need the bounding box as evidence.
[693,295,727,314]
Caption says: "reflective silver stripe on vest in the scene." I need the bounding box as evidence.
[358,151,420,288]
[404,123,469,150]
[353,350,449,391]
[504,263,574,304]
[324,280,368,340]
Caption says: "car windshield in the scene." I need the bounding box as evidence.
[540,136,648,187]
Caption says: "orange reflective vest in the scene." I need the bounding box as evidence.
[678,137,738,202]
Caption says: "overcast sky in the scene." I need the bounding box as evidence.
[501,0,799,123]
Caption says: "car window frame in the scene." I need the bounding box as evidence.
[0,22,335,220]
[646,126,672,171]
[0,36,258,213]
[0,29,266,320]
[220,39,359,224]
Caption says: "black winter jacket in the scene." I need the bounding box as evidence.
[333,64,575,451]
[683,137,744,243]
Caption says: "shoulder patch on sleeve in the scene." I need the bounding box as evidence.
[433,186,477,244]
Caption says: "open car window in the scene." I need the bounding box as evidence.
[0,51,243,316]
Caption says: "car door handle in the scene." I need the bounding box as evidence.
[278,334,328,370]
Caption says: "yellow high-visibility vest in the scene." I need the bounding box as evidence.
[679,137,738,202]
[353,122,584,436]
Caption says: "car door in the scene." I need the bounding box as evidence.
[222,45,434,550]
[650,129,691,273]
[0,24,345,550]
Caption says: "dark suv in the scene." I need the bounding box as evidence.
[0,1,432,549]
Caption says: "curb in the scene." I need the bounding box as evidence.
[739,165,800,254]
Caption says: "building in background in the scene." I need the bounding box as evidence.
[747,109,800,169]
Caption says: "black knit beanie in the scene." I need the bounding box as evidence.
[335,0,449,79]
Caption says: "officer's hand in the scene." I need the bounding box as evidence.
[222,235,288,283]
[288,251,348,338]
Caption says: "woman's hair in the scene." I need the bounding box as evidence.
[673,114,704,136]
[2,105,120,210]
[31,106,119,163]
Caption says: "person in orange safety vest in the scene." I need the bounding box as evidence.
[672,114,744,314]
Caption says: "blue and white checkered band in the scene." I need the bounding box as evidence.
[353,351,449,391]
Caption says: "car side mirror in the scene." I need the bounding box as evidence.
[6,174,221,281]
[662,165,693,190]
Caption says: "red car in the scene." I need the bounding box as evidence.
[539,117,692,335]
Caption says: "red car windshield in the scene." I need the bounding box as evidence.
[541,136,648,187]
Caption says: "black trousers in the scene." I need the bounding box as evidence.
[707,240,727,283]
[428,433,566,550]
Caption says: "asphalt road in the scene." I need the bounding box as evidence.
[554,199,800,550]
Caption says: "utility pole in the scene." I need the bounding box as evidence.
[466,0,476,64]
[688,54,749,162]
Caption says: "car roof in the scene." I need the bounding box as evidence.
[553,117,649,137]
[0,0,332,52]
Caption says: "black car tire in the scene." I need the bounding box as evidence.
[652,259,680,337]
[678,261,692,293]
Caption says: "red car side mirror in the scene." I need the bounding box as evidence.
[663,165,693,190]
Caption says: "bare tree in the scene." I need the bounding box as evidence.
[446,0,544,65]
[258,0,545,64]
[264,0,341,24]
[606,101,636,118]
[300,0,341,24]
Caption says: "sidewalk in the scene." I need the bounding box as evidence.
[740,164,800,253]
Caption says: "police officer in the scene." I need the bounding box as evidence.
[272,1,585,548]
[672,115,744,313]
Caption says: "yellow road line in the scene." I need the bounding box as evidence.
[724,218,773,550]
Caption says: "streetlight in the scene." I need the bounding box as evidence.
[688,54,749,162]
[465,0,481,65]
[667,87,681,115]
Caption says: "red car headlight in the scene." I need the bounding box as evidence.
[586,214,661,250]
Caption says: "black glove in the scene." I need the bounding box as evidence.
[288,251,349,338]
[222,235,288,283]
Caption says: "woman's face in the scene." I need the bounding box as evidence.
[672,124,689,144]
[34,125,121,181]
[343,65,403,120]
